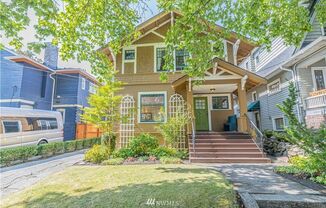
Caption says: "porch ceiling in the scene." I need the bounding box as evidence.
[192,84,237,94]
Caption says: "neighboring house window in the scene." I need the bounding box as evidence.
[2,121,21,133]
[273,117,285,131]
[267,79,281,95]
[252,91,258,101]
[254,54,260,66]
[245,61,249,70]
[156,47,166,72]
[212,96,230,110]
[81,77,86,90]
[89,82,96,94]
[175,49,189,71]
[139,92,166,123]
[124,49,135,60]
[312,68,326,91]
[41,72,47,98]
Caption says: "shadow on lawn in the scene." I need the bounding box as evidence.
[5,168,237,208]
[155,167,214,174]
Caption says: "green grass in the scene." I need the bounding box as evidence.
[2,164,238,208]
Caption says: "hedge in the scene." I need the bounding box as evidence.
[0,137,101,166]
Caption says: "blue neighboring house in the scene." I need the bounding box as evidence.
[0,48,54,110]
[0,45,98,141]
[53,68,98,140]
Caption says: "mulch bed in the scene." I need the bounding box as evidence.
[276,172,326,194]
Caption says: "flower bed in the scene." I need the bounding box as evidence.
[0,137,101,167]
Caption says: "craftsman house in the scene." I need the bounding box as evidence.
[103,11,271,163]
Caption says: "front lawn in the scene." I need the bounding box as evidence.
[1,164,238,208]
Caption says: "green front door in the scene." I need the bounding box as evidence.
[194,97,209,131]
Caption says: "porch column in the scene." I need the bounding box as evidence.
[186,81,194,134]
[237,83,248,132]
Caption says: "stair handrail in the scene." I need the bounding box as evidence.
[190,116,196,152]
[244,113,265,152]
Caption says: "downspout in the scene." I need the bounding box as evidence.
[281,66,302,123]
[49,71,56,110]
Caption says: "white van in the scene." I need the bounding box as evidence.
[0,107,63,148]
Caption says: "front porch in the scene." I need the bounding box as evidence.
[172,58,267,134]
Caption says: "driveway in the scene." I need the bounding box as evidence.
[0,150,85,199]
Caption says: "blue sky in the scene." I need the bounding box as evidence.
[2,0,160,72]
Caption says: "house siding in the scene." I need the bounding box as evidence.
[54,106,78,140]
[54,74,79,105]
[301,14,323,48]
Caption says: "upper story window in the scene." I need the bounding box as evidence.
[89,82,96,94]
[124,49,135,61]
[312,68,326,91]
[252,91,258,101]
[267,79,281,95]
[175,49,189,71]
[81,77,86,90]
[156,47,166,72]
[212,95,230,110]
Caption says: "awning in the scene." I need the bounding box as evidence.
[248,101,260,112]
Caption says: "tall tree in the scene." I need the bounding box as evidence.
[1,0,325,80]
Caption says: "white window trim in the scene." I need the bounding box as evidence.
[137,91,167,124]
[153,43,166,73]
[2,120,22,134]
[267,78,281,95]
[122,46,137,74]
[81,77,86,90]
[311,67,326,91]
[89,82,96,94]
[252,91,257,101]
[272,116,286,131]
[210,94,232,111]
[56,109,66,124]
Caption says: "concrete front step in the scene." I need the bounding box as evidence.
[189,147,262,153]
[190,157,271,163]
[190,152,265,158]
[189,139,254,143]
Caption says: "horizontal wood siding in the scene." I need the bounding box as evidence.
[302,15,323,48]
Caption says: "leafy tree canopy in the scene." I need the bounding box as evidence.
[1,0,325,81]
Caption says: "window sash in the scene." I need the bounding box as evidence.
[139,93,166,123]
[274,118,284,131]
[81,78,86,90]
[212,96,229,110]
[124,50,135,60]
[175,49,189,71]
[156,48,166,72]
[314,69,326,90]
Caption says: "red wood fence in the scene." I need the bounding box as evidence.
[76,123,102,139]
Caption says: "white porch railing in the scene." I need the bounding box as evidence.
[305,93,326,109]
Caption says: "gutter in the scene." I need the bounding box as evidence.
[49,71,56,110]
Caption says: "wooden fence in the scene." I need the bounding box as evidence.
[76,123,102,139]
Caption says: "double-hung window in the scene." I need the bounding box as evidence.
[89,82,96,94]
[212,96,230,110]
[175,49,189,71]
[139,92,166,123]
[312,68,326,91]
[81,78,86,90]
[273,117,285,131]
[124,49,135,61]
[156,47,166,72]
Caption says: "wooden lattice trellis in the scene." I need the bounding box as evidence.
[119,95,135,148]
[169,93,187,150]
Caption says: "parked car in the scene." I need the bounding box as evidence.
[0,107,63,148]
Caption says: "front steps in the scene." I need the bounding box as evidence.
[189,132,271,163]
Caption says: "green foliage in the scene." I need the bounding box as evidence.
[158,112,191,147]
[113,148,134,159]
[316,0,326,25]
[84,145,110,164]
[149,146,177,159]
[175,150,189,160]
[263,130,273,138]
[101,158,124,165]
[81,81,122,133]
[0,137,101,166]
[272,132,289,142]
[64,141,76,152]
[277,82,326,172]
[160,157,182,164]
[75,140,84,150]
[138,156,149,162]
[274,166,302,175]
[129,134,159,157]
[101,132,116,153]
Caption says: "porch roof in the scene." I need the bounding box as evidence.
[172,58,267,92]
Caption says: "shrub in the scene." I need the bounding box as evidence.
[138,156,149,162]
[84,145,110,163]
[273,132,289,142]
[37,143,57,157]
[0,146,38,166]
[102,158,124,165]
[263,130,273,138]
[75,140,84,150]
[160,156,182,164]
[175,150,189,159]
[113,148,134,159]
[101,132,116,152]
[149,146,177,158]
[64,141,76,152]
[129,134,159,157]
[53,142,65,154]
[83,139,93,148]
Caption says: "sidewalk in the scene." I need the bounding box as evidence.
[0,150,85,199]
[210,164,326,208]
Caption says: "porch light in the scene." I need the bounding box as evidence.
[210,88,216,92]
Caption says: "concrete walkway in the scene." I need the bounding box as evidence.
[210,164,326,208]
[0,150,85,199]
